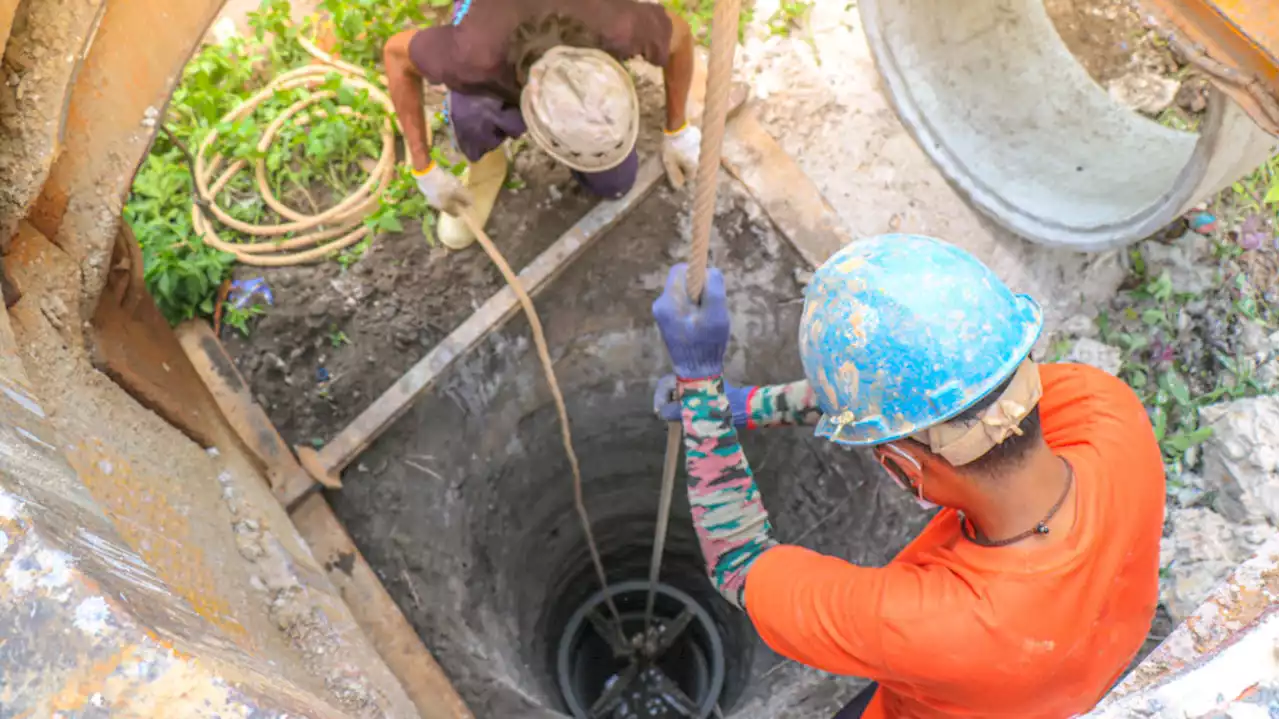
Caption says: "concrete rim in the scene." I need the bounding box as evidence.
[858,0,1226,251]
[556,579,726,719]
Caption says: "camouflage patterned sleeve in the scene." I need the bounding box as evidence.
[679,377,777,609]
[744,380,822,429]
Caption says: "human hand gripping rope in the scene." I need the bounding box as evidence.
[652,264,777,608]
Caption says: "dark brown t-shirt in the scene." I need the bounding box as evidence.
[408,0,672,104]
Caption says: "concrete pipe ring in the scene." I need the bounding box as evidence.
[859,0,1278,251]
[557,580,726,719]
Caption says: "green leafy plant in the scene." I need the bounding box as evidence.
[223,302,267,337]
[317,0,442,70]
[662,0,755,45]
[329,326,351,347]
[767,0,811,37]
[1100,268,1222,468]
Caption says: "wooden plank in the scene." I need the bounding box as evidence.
[721,106,851,268]
[175,320,325,509]
[291,493,474,719]
[300,156,667,484]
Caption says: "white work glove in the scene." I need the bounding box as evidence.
[661,124,701,189]
[413,161,472,216]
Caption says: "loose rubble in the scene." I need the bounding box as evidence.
[1107,72,1180,115]
[1039,209,1278,632]
[1063,337,1123,376]
[1198,396,1279,526]
[1158,507,1275,622]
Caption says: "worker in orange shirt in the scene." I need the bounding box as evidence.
[651,234,1166,718]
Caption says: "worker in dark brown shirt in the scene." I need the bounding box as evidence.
[384,0,698,250]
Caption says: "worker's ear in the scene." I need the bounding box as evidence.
[897,438,957,478]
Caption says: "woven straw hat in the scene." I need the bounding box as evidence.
[521,46,639,173]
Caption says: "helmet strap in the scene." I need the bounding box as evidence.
[912,360,1042,467]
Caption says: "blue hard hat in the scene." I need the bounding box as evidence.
[798,234,1043,446]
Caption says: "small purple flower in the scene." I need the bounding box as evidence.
[1238,213,1267,251]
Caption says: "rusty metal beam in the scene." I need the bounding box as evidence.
[291,493,475,719]
[0,0,19,64]
[1138,0,1278,131]
[89,224,228,450]
[0,0,106,255]
[0,305,349,718]
[28,0,225,315]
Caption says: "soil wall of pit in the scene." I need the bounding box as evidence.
[331,180,931,718]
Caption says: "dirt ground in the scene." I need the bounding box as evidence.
[221,152,594,447]
[1044,0,1210,124]
[223,75,671,448]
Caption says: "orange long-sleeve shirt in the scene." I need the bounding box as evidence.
[744,363,1165,718]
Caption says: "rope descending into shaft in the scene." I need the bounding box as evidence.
[644,0,743,635]
[643,422,682,633]
[459,214,626,633]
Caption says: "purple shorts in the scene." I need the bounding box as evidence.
[446,91,638,200]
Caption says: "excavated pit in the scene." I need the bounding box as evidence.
[331,183,931,717]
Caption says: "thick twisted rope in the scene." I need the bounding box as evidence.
[685,0,742,301]
[645,0,743,638]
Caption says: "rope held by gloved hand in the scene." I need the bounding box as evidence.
[645,0,744,635]
[460,214,626,634]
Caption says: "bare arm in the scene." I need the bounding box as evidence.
[662,10,695,131]
[384,30,433,171]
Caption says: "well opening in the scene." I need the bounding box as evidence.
[329,188,930,717]
[555,579,726,718]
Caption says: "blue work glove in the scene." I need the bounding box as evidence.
[652,263,730,380]
[654,374,751,428]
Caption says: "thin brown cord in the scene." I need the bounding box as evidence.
[461,214,626,631]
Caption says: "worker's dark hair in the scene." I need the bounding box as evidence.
[510,15,602,85]
[946,367,1042,477]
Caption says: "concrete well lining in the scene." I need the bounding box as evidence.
[329,182,932,718]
